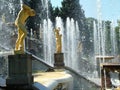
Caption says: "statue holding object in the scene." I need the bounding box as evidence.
[54,27,62,53]
[14,4,36,54]
[54,27,64,68]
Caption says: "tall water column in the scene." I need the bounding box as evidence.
[42,17,80,70]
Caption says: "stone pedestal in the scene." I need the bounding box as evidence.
[6,54,33,86]
[101,63,120,89]
[54,53,65,69]
[96,56,114,77]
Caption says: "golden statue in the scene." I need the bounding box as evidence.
[54,27,62,53]
[14,4,36,54]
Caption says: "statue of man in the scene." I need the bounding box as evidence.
[54,27,62,53]
[14,4,36,54]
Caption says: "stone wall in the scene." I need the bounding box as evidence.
[0,56,8,77]
[65,67,101,90]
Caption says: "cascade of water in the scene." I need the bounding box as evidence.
[110,21,116,56]
[20,0,22,4]
[96,0,106,60]
[41,0,44,5]
[110,21,117,63]
[93,21,97,63]
[93,0,105,78]
[0,20,14,51]
[101,21,106,58]
[64,17,80,70]
[46,0,49,19]
[43,19,54,66]
[70,19,76,68]
[65,17,71,66]
[75,21,80,70]
[42,17,80,70]
[41,0,49,19]
[43,20,47,62]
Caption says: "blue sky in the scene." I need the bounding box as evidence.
[51,0,62,7]
[51,0,120,21]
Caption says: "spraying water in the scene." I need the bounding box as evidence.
[43,19,54,66]
[42,17,81,71]
[110,21,117,63]
[96,0,106,59]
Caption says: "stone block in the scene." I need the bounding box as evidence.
[6,54,33,86]
[54,53,65,69]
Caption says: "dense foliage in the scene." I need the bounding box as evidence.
[115,20,120,54]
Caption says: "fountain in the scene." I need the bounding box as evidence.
[93,1,119,82]
[94,0,120,89]
[42,17,81,70]
[0,0,120,90]
[43,19,54,66]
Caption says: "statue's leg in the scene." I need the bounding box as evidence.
[15,29,22,50]
[14,23,26,53]
[20,38,24,52]
[18,25,27,52]
[19,33,26,52]
[58,45,61,53]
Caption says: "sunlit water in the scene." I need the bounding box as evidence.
[42,17,98,81]
[0,0,119,89]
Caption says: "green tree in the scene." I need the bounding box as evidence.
[60,0,85,27]
[49,2,54,22]
[60,0,92,56]
[51,7,61,22]
[51,0,86,34]
[115,20,120,54]
[104,21,112,54]
[85,18,97,55]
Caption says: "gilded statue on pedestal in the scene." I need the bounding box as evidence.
[54,27,62,53]
[14,4,36,54]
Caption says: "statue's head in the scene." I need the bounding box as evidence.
[22,4,36,16]
[29,9,36,16]
[54,28,60,35]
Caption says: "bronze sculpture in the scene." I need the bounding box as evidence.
[14,4,35,54]
[54,27,62,53]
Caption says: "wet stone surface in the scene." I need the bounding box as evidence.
[0,86,35,90]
